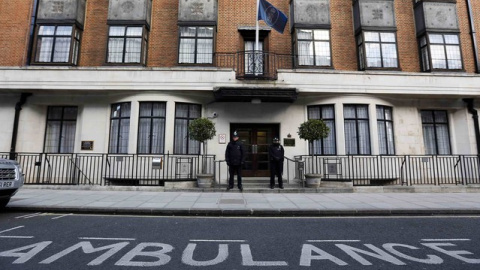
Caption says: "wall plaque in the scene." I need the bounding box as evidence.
[108,0,152,27]
[354,0,396,29]
[284,138,295,147]
[292,0,330,26]
[37,0,87,27]
[178,0,217,22]
[423,2,458,30]
[81,141,94,150]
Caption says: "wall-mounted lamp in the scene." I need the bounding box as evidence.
[251,98,261,104]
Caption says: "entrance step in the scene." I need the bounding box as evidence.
[241,177,271,185]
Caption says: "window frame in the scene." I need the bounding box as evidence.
[294,28,333,68]
[31,24,81,65]
[174,103,202,155]
[419,32,464,72]
[376,105,395,155]
[106,25,149,65]
[357,31,399,70]
[178,26,215,65]
[307,104,336,155]
[344,104,371,155]
[109,102,131,154]
[421,110,452,155]
[137,102,167,154]
[44,106,78,153]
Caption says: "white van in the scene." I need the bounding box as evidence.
[0,159,24,208]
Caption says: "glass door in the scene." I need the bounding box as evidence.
[230,124,279,177]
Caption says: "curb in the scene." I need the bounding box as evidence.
[6,205,480,217]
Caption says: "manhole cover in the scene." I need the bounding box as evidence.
[218,199,245,205]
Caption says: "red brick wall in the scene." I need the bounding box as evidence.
[1,0,479,73]
[0,0,34,66]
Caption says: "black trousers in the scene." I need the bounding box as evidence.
[228,165,242,188]
[270,160,284,187]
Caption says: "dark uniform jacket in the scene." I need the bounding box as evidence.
[268,143,284,162]
[225,140,245,166]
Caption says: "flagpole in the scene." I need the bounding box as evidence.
[255,0,260,51]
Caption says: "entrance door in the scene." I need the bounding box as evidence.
[230,123,279,177]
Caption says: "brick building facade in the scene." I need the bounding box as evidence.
[1,0,480,186]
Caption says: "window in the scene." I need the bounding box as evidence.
[296,29,331,67]
[44,106,78,153]
[244,40,264,76]
[308,105,336,155]
[376,106,395,155]
[421,110,451,155]
[138,102,166,154]
[33,25,81,65]
[344,105,370,155]
[179,26,214,64]
[174,103,201,154]
[419,33,462,71]
[109,103,131,154]
[107,26,148,64]
[357,31,398,70]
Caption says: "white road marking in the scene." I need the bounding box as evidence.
[0,226,24,234]
[0,235,34,239]
[78,237,136,241]
[51,214,73,220]
[15,213,43,219]
[307,240,361,243]
[421,239,471,242]
[190,240,247,243]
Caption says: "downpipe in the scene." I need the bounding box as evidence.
[467,0,480,73]
[9,93,32,160]
[464,98,480,155]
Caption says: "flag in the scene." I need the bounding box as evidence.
[257,0,288,34]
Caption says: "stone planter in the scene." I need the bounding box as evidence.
[305,174,322,188]
[196,173,214,188]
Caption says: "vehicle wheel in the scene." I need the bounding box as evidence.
[0,198,10,209]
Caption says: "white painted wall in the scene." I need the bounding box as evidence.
[0,95,16,153]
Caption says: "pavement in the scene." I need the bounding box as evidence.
[4,184,480,216]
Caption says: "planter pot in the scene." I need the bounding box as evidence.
[305,174,322,188]
[196,173,214,188]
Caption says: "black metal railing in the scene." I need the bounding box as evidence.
[215,51,293,80]
[3,152,480,187]
[295,155,480,186]
[1,152,215,186]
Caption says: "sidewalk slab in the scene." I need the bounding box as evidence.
[4,185,480,217]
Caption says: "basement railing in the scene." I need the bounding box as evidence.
[2,153,480,187]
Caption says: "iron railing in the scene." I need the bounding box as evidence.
[3,152,480,187]
[296,155,480,186]
[215,51,293,80]
[1,152,215,186]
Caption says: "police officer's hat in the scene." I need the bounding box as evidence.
[233,131,239,138]
[273,137,279,142]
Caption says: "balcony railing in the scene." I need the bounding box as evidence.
[215,51,293,80]
[2,152,480,187]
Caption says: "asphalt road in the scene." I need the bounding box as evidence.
[0,212,479,269]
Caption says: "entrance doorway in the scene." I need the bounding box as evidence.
[230,123,280,177]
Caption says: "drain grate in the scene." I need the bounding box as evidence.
[218,199,245,205]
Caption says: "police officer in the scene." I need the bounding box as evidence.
[225,131,245,191]
[268,137,284,189]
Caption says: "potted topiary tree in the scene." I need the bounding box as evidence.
[188,117,216,188]
[297,119,330,187]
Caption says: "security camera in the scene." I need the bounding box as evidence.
[212,112,218,118]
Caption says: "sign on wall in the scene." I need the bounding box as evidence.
[81,141,94,150]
